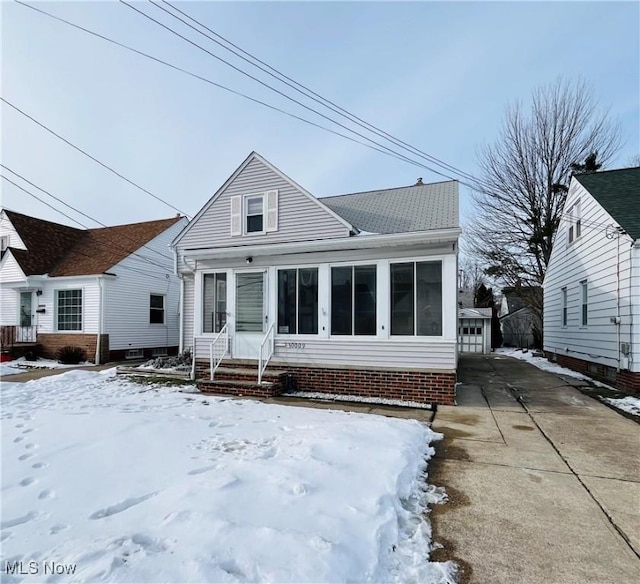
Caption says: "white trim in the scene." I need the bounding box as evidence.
[243,193,266,235]
[55,287,84,333]
[184,228,461,260]
[171,151,355,247]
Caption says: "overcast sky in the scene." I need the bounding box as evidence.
[1,0,638,231]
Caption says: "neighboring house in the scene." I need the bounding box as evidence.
[500,286,542,348]
[0,209,187,363]
[457,288,492,353]
[172,151,460,405]
[543,167,640,392]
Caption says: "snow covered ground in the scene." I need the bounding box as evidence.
[0,358,92,377]
[1,370,455,583]
[601,395,640,417]
[495,348,614,388]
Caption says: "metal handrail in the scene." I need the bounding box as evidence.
[209,323,229,380]
[258,323,275,384]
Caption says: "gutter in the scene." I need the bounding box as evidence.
[183,228,462,261]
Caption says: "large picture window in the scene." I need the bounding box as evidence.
[57,289,82,331]
[390,261,442,336]
[278,268,318,334]
[203,273,227,333]
[331,265,376,335]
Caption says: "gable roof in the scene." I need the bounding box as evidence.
[321,180,459,234]
[501,286,542,314]
[575,167,640,239]
[3,209,182,277]
[3,210,85,276]
[172,151,355,246]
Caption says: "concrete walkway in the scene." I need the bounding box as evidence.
[430,355,640,584]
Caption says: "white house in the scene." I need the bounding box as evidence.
[0,209,187,363]
[172,152,460,405]
[543,167,640,392]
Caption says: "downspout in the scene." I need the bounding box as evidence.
[178,275,184,353]
[95,276,104,365]
[616,233,621,371]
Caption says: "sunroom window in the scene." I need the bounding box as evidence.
[390,261,442,336]
[330,265,376,335]
[277,268,318,334]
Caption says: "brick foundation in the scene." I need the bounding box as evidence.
[37,333,109,364]
[546,352,640,394]
[195,360,456,405]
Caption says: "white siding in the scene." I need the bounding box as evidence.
[176,156,350,260]
[0,212,27,250]
[103,220,185,351]
[36,278,101,334]
[0,287,18,325]
[0,252,27,284]
[544,178,638,371]
[182,275,195,353]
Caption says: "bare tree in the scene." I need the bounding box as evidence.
[468,78,621,319]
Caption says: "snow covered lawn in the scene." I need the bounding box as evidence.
[0,358,92,378]
[1,370,454,583]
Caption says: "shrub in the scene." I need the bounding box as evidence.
[57,346,86,365]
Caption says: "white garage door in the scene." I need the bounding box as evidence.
[459,318,484,353]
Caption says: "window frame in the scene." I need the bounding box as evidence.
[244,194,265,235]
[149,293,166,325]
[567,201,581,245]
[277,267,319,335]
[580,280,588,328]
[56,288,83,332]
[390,260,443,337]
[561,287,568,327]
[202,272,228,335]
[329,264,377,337]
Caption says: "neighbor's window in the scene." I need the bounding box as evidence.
[57,289,82,331]
[567,201,581,244]
[390,261,442,336]
[0,235,7,257]
[278,268,318,334]
[330,265,376,335]
[150,294,165,324]
[245,195,264,233]
[203,273,227,333]
[561,287,568,327]
[580,281,588,327]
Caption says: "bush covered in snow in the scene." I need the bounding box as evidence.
[139,350,192,372]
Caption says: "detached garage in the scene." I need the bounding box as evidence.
[458,308,492,354]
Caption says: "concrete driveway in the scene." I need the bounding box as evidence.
[430,354,640,584]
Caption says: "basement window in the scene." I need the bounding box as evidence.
[126,349,144,359]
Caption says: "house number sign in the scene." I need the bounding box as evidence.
[286,342,306,349]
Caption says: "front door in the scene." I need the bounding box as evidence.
[20,292,33,327]
[233,271,266,359]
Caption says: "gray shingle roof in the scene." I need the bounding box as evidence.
[576,167,640,239]
[321,180,459,234]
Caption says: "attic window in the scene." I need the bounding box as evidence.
[0,236,7,257]
[245,195,264,233]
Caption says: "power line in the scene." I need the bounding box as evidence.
[1,171,175,274]
[1,164,175,264]
[0,96,190,219]
[1,176,171,281]
[120,0,481,188]
[156,0,486,188]
[13,1,454,180]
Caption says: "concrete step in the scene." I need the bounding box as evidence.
[198,378,283,398]
[209,367,288,383]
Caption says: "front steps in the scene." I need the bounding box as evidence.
[197,365,290,398]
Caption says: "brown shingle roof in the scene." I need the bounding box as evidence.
[3,210,182,277]
[4,210,85,276]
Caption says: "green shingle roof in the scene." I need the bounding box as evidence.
[576,167,640,239]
